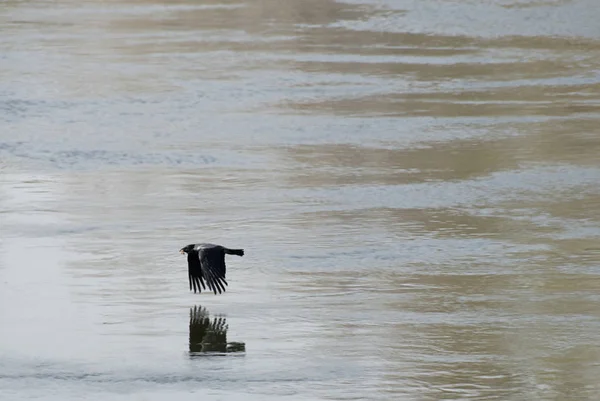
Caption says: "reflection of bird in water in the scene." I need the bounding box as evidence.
[179,243,244,295]
[189,306,245,356]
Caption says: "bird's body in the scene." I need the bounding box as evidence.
[179,243,244,295]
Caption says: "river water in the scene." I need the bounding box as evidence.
[1,0,600,400]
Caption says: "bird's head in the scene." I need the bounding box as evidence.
[180,244,195,255]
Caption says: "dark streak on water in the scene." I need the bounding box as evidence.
[1,0,600,400]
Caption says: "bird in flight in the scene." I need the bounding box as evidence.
[179,243,244,294]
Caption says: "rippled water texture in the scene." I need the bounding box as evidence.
[2,0,600,400]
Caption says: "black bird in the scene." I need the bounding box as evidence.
[179,243,244,294]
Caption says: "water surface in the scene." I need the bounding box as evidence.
[1,0,600,400]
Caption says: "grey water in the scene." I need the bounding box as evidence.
[2,0,600,400]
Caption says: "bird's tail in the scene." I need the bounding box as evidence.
[225,248,244,257]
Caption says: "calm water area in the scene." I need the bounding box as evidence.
[1,0,600,400]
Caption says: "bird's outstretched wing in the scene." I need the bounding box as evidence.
[187,253,206,293]
[198,246,228,294]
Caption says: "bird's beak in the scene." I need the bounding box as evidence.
[179,249,185,255]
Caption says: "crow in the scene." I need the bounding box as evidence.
[179,243,244,294]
